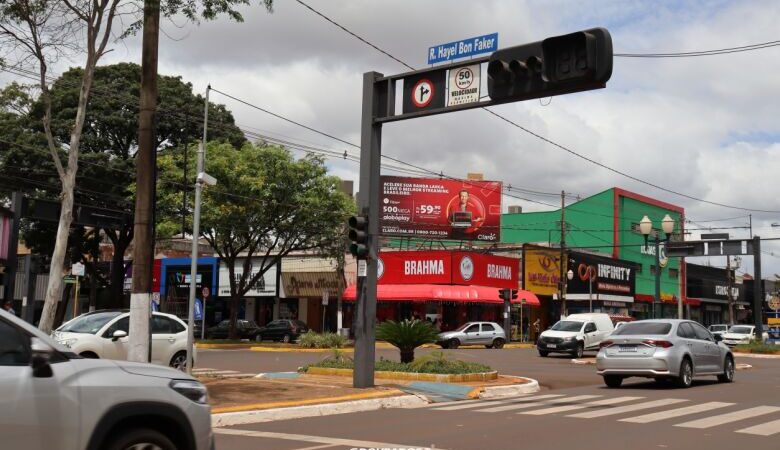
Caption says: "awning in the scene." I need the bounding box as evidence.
[636,294,699,306]
[342,284,540,306]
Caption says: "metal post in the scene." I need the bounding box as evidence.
[4,192,23,312]
[503,296,511,342]
[186,85,209,375]
[519,302,524,342]
[73,276,80,318]
[354,71,385,388]
[727,255,734,325]
[654,237,661,319]
[753,236,763,341]
[589,276,593,313]
[560,191,566,317]
[23,256,37,324]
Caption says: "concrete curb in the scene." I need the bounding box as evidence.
[250,346,354,353]
[477,377,540,399]
[306,366,499,382]
[212,394,426,427]
[571,358,596,365]
[736,363,752,370]
[734,352,780,359]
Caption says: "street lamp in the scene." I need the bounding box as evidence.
[566,269,574,316]
[640,214,676,319]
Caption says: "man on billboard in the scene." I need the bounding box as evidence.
[448,190,485,238]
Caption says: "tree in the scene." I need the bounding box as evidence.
[0,0,271,334]
[157,142,354,339]
[376,319,439,363]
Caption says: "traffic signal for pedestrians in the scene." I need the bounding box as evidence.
[499,289,518,301]
[487,28,613,103]
[348,215,369,258]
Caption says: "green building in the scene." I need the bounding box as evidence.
[503,187,686,321]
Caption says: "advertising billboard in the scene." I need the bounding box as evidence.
[451,252,519,290]
[522,245,561,296]
[375,251,519,289]
[380,176,502,242]
[567,251,638,302]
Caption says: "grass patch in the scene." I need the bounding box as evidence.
[733,341,780,354]
[304,350,492,375]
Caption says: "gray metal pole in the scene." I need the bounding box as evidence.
[200,86,210,341]
[354,71,384,388]
[503,297,511,342]
[753,236,763,341]
[589,277,592,313]
[4,192,22,315]
[654,237,661,319]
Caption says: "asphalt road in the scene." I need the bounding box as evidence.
[206,349,780,450]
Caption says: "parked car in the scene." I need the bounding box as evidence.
[256,319,309,343]
[721,325,769,347]
[52,309,194,370]
[596,319,734,388]
[537,313,614,358]
[0,308,213,450]
[708,324,729,337]
[436,322,507,349]
[206,319,261,340]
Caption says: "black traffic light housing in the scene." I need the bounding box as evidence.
[348,215,369,258]
[499,288,519,301]
[487,28,613,103]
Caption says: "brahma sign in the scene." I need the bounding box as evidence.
[380,176,502,242]
[377,251,518,289]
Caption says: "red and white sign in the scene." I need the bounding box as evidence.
[451,252,519,289]
[380,176,502,242]
[376,251,518,289]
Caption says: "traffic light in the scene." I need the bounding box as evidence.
[487,28,613,103]
[348,215,369,258]
[499,289,519,301]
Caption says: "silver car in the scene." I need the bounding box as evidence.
[0,309,213,450]
[596,319,734,388]
[437,321,507,349]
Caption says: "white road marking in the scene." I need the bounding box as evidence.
[620,402,734,423]
[293,444,339,450]
[213,428,444,450]
[432,396,542,411]
[194,370,238,375]
[191,368,218,372]
[736,418,780,436]
[677,406,780,429]
[567,398,688,419]
[471,394,568,412]
[520,396,643,416]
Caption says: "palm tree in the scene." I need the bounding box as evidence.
[376,319,439,363]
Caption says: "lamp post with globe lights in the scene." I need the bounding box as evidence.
[639,214,676,319]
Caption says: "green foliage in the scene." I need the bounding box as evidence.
[298,332,347,349]
[305,355,492,375]
[734,342,780,354]
[376,319,439,362]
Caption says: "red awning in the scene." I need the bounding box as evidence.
[342,284,540,306]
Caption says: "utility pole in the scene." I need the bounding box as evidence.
[182,142,188,237]
[4,192,22,316]
[726,255,734,325]
[559,190,566,317]
[753,236,764,341]
[654,235,661,319]
[128,0,160,363]
[749,214,753,238]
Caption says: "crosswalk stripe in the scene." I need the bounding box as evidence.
[736,418,780,436]
[620,402,734,423]
[677,406,780,429]
[433,394,564,411]
[520,396,643,416]
[567,398,688,419]
[193,370,238,375]
[192,368,217,372]
[471,395,569,412]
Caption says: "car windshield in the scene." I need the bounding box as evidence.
[550,321,584,332]
[58,311,123,334]
[455,323,474,332]
[728,326,752,334]
[611,322,672,335]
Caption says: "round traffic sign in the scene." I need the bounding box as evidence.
[453,67,475,90]
[411,78,435,108]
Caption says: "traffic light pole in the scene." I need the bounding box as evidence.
[354,71,389,388]
[753,236,764,341]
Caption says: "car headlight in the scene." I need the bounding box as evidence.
[563,336,576,342]
[170,379,208,404]
[58,338,78,348]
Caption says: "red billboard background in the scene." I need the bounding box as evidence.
[377,251,519,289]
[451,252,519,289]
[380,176,502,242]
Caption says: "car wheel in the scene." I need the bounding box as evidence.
[717,356,735,383]
[448,338,460,349]
[79,351,98,359]
[282,334,291,343]
[676,358,694,388]
[105,427,176,450]
[492,338,505,349]
[604,375,623,388]
[169,351,187,371]
[573,342,584,359]
[538,350,549,357]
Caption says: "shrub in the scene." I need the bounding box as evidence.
[303,353,491,375]
[376,319,439,363]
[734,341,780,354]
[298,332,347,349]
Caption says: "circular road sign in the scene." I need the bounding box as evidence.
[411,78,435,108]
[453,67,475,90]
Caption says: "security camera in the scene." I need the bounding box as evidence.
[197,172,217,186]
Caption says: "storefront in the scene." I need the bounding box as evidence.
[160,257,218,324]
[281,271,343,332]
[565,251,638,316]
[686,263,746,326]
[343,250,539,335]
[217,257,277,325]
[522,245,561,336]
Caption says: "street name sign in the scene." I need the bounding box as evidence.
[428,33,499,65]
[72,262,85,277]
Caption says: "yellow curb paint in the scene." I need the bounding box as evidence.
[211,390,402,414]
[196,343,255,350]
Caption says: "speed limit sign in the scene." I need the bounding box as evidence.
[448,64,481,106]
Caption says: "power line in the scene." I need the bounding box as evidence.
[615,40,780,58]
[292,0,780,215]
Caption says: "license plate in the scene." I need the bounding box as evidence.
[618,345,637,352]
[547,344,557,348]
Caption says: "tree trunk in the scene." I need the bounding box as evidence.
[400,349,415,364]
[228,296,240,340]
[53,284,73,330]
[109,231,130,308]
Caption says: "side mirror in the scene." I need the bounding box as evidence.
[30,338,53,378]
[714,334,723,342]
[112,330,128,341]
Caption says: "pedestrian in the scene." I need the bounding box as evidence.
[533,318,541,341]
[2,301,16,316]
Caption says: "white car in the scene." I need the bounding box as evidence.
[537,313,615,358]
[0,308,213,450]
[53,310,194,369]
[721,325,769,347]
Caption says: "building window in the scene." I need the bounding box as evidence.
[668,268,679,279]
[650,265,657,275]
[636,265,643,274]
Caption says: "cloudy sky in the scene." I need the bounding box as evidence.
[7,0,780,279]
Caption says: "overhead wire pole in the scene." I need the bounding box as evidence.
[560,191,567,317]
[186,85,209,375]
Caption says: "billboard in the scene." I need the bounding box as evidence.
[380,176,502,242]
[218,258,277,297]
[451,252,519,290]
[376,251,519,289]
[522,245,561,296]
[567,251,638,302]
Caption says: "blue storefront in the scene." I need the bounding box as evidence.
[160,257,220,325]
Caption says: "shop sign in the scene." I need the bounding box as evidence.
[379,176,502,242]
[218,259,277,297]
[522,246,561,296]
[451,252,518,289]
[567,251,637,299]
[377,251,452,285]
[282,272,342,297]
